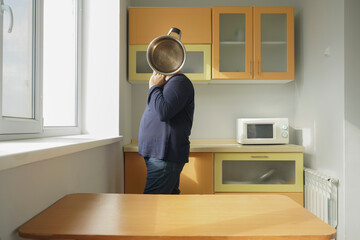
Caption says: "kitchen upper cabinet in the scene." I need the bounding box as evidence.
[212,7,253,80]
[128,8,212,82]
[212,6,294,81]
[129,8,211,45]
[129,44,211,81]
[254,7,294,80]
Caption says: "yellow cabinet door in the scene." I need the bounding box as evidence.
[129,44,211,82]
[253,7,295,80]
[212,7,253,80]
[125,152,214,194]
[214,152,303,193]
[129,8,211,45]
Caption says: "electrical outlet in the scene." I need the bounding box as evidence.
[324,47,331,56]
[294,124,315,154]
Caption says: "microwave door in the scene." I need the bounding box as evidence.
[246,123,275,139]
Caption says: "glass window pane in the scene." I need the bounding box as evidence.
[2,0,34,119]
[43,0,77,126]
[219,13,246,73]
[261,14,287,72]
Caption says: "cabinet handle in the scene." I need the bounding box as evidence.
[249,60,252,75]
[257,59,260,74]
[251,155,269,158]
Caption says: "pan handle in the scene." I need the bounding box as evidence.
[168,27,182,40]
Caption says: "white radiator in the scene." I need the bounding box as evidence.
[304,167,339,228]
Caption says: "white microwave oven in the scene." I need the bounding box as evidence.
[237,118,289,144]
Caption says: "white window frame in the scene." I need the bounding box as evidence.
[0,0,82,140]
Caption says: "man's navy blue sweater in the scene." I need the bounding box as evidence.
[138,74,194,163]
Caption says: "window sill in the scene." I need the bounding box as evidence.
[0,135,123,171]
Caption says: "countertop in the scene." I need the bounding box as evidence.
[124,139,305,153]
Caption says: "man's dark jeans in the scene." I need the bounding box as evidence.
[143,157,185,194]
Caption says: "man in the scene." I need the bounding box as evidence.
[138,71,194,194]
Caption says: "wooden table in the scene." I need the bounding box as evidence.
[19,193,336,240]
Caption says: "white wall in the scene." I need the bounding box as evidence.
[293,0,345,239]
[293,0,345,172]
[344,0,360,239]
[82,0,124,193]
[0,142,122,240]
[82,0,120,136]
[119,0,132,145]
[132,83,296,140]
[118,0,131,195]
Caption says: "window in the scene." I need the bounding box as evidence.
[0,0,41,134]
[0,0,81,138]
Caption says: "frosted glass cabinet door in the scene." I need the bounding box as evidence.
[214,153,303,192]
[212,7,253,80]
[254,7,294,80]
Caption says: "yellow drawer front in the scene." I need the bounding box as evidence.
[129,44,211,82]
[214,152,303,193]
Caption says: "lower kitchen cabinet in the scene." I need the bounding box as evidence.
[124,152,214,194]
[214,152,303,205]
[124,141,305,205]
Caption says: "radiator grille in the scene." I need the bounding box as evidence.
[304,167,338,228]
